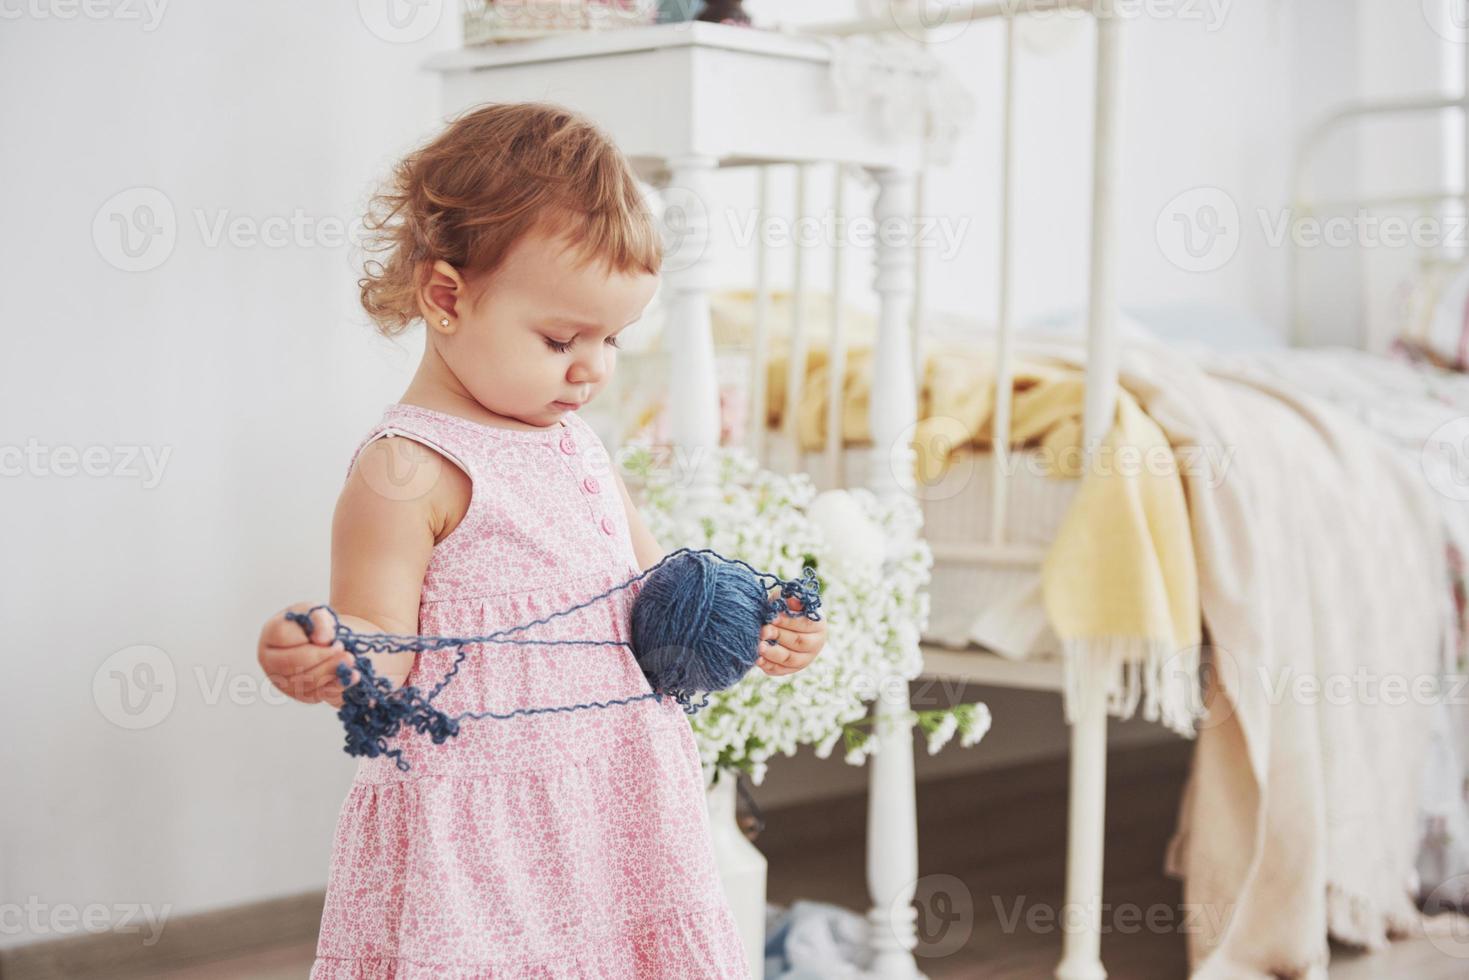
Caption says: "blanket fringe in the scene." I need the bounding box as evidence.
[1059,637,1201,738]
[1325,881,1392,952]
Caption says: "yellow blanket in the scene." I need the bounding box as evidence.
[769,339,1202,732]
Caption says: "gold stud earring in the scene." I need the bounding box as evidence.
[439,317,450,328]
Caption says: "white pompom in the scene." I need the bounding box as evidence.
[809,490,885,575]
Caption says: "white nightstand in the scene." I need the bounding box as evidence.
[427,23,931,980]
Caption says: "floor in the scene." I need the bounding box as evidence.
[55,742,1469,979]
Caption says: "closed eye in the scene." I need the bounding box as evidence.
[544,335,623,353]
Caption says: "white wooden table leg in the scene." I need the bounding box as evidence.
[659,154,723,494]
[867,685,922,978]
[865,166,923,979]
[867,167,919,502]
[1056,683,1109,980]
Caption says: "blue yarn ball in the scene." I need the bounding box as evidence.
[630,550,774,711]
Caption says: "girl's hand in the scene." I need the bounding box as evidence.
[755,594,826,677]
[258,602,357,707]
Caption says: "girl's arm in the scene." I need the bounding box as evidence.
[327,435,469,693]
[257,436,468,707]
[614,466,666,572]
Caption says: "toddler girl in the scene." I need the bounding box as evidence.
[255,102,826,977]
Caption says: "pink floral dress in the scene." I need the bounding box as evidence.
[310,402,749,979]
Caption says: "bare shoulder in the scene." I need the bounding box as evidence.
[339,434,472,546]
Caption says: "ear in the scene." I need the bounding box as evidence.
[417,260,468,334]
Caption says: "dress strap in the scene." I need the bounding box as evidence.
[343,406,481,490]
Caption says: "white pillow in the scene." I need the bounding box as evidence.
[1419,261,1469,369]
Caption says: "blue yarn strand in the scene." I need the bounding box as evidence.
[285,547,822,771]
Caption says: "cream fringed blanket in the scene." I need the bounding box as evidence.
[768,334,1455,975]
[1116,342,1451,975]
[767,339,1204,736]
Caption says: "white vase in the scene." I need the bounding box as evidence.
[705,769,767,979]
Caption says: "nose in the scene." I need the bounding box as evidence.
[568,344,612,388]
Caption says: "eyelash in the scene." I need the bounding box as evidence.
[544,336,622,353]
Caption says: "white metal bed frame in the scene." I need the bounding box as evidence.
[730,14,1469,980]
[660,8,1469,979]
[720,4,1126,979]
[1288,90,1469,346]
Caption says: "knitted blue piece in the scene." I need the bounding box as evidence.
[285,547,822,772]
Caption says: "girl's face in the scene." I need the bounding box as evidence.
[421,227,659,428]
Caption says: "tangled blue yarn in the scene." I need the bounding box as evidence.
[286,547,822,772]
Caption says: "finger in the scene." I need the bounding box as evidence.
[306,606,337,645]
[761,641,818,669]
[263,640,347,682]
[266,646,352,695]
[756,644,787,667]
[764,625,816,655]
[773,611,821,633]
[265,603,335,648]
[317,678,349,707]
[290,658,356,704]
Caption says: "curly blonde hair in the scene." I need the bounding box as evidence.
[358,102,663,337]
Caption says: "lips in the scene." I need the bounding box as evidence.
[553,400,583,410]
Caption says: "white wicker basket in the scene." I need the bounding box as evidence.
[462,0,660,45]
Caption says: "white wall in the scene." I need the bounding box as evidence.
[706,0,1303,341]
[1,0,454,945]
[0,0,1425,949]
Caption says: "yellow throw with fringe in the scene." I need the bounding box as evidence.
[768,340,1202,734]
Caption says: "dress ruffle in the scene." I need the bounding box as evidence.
[310,902,748,979]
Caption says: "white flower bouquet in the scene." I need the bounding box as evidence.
[619,443,991,784]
